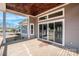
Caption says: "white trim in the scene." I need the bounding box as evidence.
[38,8,64,22]
[30,23,34,35]
[27,16,30,39]
[47,8,64,19]
[62,18,65,46]
[38,19,65,46]
[38,14,48,22]
[38,23,39,38]
[62,8,65,46]
[47,8,64,16]
[6,9,35,17]
[39,39,63,46]
[38,18,64,24]
[36,3,69,17]
[38,23,40,38]
[38,16,64,23]
[47,24,49,41]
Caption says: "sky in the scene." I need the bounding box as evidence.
[0,12,27,28]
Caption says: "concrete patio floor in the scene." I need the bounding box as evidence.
[4,39,79,56]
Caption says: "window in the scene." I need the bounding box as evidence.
[30,24,34,35]
[48,11,63,18]
[39,16,47,21]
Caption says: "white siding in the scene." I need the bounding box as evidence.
[65,4,79,49]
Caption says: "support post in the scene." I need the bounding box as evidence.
[27,16,30,39]
[3,12,6,44]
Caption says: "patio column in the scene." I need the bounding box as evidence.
[27,16,30,39]
[3,12,6,44]
[0,3,6,44]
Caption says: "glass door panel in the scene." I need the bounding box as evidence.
[39,24,43,38]
[48,23,55,41]
[42,24,47,40]
[38,21,63,44]
[55,22,63,44]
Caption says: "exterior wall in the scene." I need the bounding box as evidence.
[29,16,38,38]
[20,17,28,39]
[20,16,38,39]
[37,4,79,49]
[65,4,79,49]
[20,26,28,38]
[34,17,38,38]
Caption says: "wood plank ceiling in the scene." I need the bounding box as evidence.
[6,3,63,16]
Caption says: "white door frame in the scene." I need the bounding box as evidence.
[38,19,65,46]
[38,23,48,39]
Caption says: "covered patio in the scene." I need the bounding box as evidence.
[1,38,79,56]
[0,3,79,56]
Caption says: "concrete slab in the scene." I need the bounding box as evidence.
[6,39,79,56]
[7,42,29,56]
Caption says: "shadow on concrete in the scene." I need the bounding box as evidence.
[3,43,7,56]
[2,35,31,56]
[6,35,33,45]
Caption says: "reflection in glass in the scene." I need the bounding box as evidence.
[55,22,62,44]
[48,23,55,41]
[39,24,42,38]
[42,24,47,40]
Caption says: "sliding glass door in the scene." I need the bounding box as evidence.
[39,24,43,39]
[39,24,47,40]
[38,20,63,45]
[48,23,55,41]
[55,22,63,44]
[42,24,47,40]
[48,21,63,44]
